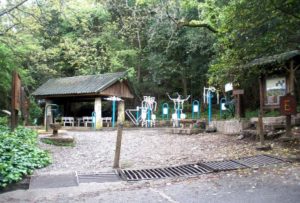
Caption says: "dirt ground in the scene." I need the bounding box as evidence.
[36,128,299,174]
[1,128,299,203]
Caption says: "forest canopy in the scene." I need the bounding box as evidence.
[0,0,299,109]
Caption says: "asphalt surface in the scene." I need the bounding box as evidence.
[73,170,300,203]
[1,165,299,203]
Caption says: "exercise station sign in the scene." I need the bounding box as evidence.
[280,94,297,115]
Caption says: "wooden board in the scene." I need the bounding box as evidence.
[100,81,134,98]
[233,89,244,95]
[280,94,297,115]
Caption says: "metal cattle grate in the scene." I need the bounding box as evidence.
[202,160,247,171]
[233,154,287,168]
[118,154,287,181]
[118,163,213,181]
[77,172,120,183]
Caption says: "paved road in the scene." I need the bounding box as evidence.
[1,165,299,203]
[72,169,300,203]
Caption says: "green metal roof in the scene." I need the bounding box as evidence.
[32,72,126,96]
[244,50,300,68]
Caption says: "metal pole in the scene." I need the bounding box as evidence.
[136,107,139,125]
[177,105,180,127]
[112,100,116,128]
[113,123,123,168]
[44,104,58,131]
[147,107,151,127]
[92,112,96,129]
[208,92,212,123]
[162,104,164,120]
[192,102,194,119]
[45,105,50,132]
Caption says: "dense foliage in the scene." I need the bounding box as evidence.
[0,0,299,108]
[0,126,51,188]
[204,0,300,87]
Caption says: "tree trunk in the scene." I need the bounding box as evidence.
[136,21,142,83]
[182,75,188,98]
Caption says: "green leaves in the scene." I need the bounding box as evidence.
[0,126,51,188]
[206,0,300,88]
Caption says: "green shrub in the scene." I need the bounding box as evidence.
[29,98,43,125]
[0,117,8,126]
[0,126,51,188]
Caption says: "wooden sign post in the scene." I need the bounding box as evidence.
[113,123,123,168]
[233,89,245,118]
[280,94,297,138]
[11,71,21,131]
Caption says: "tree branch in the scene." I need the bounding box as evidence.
[0,23,18,35]
[165,4,218,33]
[177,20,218,33]
[0,0,29,17]
[270,0,300,20]
[16,7,42,24]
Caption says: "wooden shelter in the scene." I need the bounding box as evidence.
[244,50,300,142]
[244,50,300,111]
[32,72,134,129]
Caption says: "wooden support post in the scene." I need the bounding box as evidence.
[256,76,271,150]
[280,94,296,139]
[113,123,123,169]
[258,114,265,146]
[117,100,125,124]
[258,77,264,143]
[94,97,102,129]
[286,115,292,137]
[233,89,245,118]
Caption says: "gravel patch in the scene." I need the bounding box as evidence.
[36,129,260,174]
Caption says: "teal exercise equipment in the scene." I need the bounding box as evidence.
[162,103,169,120]
[192,100,200,119]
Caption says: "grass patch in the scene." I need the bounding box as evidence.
[40,137,75,147]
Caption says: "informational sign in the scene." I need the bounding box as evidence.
[266,77,286,105]
[233,89,244,95]
[225,83,233,92]
[163,107,168,115]
[193,105,199,113]
[280,95,297,115]
[221,103,227,110]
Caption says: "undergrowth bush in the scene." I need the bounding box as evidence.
[0,117,7,126]
[0,126,51,188]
